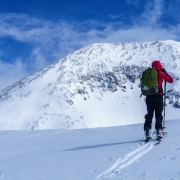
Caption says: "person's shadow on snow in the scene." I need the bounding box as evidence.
[63,140,141,151]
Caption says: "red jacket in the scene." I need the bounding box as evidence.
[152,60,173,95]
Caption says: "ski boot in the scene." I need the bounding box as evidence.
[156,129,163,141]
[144,129,151,142]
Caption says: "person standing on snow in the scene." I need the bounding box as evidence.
[144,60,173,140]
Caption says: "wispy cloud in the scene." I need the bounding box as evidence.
[0,58,27,89]
[0,0,180,90]
[126,0,140,7]
[139,0,164,26]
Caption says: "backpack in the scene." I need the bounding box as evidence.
[140,68,158,96]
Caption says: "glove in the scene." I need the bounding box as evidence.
[161,68,168,75]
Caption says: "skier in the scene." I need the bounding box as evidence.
[144,60,173,140]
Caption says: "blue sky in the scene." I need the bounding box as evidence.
[0,0,180,90]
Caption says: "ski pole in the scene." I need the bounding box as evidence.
[163,81,167,129]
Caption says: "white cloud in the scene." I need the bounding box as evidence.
[0,0,180,90]
[138,0,164,27]
[0,59,29,90]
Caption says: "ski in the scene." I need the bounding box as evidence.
[139,131,156,146]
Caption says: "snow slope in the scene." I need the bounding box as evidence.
[0,119,180,180]
[0,40,180,130]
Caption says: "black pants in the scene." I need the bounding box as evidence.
[144,94,163,130]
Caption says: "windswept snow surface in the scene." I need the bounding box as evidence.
[1,119,180,180]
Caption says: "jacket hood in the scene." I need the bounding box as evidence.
[152,60,162,70]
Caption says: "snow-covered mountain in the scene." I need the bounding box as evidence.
[0,40,180,130]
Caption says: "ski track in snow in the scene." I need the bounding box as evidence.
[95,141,154,179]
